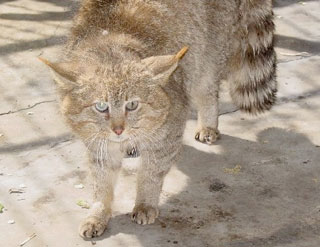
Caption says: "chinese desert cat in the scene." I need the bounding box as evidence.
[41,0,277,238]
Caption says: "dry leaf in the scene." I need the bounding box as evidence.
[224,165,241,174]
[77,200,90,209]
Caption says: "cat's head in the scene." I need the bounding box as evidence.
[40,47,187,144]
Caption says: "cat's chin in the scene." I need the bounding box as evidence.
[108,136,129,143]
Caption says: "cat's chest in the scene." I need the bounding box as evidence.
[107,141,139,160]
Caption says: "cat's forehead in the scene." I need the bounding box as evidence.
[94,77,138,103]
[106,82,129,101]
[88,62,149,101]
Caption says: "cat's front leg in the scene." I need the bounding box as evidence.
[131,147,175,225]
[79,164,120,238]
[131,169,164,225]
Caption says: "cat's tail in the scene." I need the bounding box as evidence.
[228,0,277,114]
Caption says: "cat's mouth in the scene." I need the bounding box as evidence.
[108,134,129,143]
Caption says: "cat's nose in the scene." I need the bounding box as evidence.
[113,126,124,135]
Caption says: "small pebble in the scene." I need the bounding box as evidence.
[19,184,27,188]
[74,184,84,189]
[8,220,15,224]
[173,240,178,244]
[27,112,34,115]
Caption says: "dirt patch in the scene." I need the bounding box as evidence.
[20,161,30,169]
[33,190,55,208]
[57,170,87,182]
[258,187,278,198]
[209,180,227,192]
[159,205,234,231]
[209,205,234,222]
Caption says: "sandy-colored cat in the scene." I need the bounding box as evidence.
[41,0,277,238]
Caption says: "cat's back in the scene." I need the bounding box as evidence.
[70,0,238,49]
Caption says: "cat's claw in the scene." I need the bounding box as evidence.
[195,127,220,145]
[131,204,159,225]
[79,216,108,239]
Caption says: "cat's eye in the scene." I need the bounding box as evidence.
[95,101,109,112]
[125,101,139,111]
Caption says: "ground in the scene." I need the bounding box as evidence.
[0,0,320,246]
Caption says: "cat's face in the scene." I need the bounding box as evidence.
[61,61,170,143]
[40,48,187,144]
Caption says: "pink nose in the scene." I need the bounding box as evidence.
[113,127,124,135]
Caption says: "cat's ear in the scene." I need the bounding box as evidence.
[38,57,80,91]
[142,46,188,84]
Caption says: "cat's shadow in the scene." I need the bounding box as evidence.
[88,127,320,246]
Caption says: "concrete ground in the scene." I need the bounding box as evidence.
[0,0,320,246]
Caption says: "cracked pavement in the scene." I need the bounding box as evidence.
[0,0,320,247]
[0,100,56,116]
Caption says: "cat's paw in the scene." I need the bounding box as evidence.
[195,127,220,145]
[79,216,108,238]
[131,204,159,225]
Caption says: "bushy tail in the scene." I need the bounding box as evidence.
[228,0,277,114]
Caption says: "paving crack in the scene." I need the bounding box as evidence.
[49,136,73,149]
[219,90,320,117]
[277,89,320,104]
[278,54,320,64]
[219,109,239,116]
[0,100,56,116]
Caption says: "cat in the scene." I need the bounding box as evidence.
[40,0,277,238]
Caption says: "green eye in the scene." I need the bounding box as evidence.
[125,101,139,111]
[95,102,109,112]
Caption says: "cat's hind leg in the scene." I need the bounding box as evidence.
[193,78,220,145]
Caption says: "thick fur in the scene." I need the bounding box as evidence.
[44,0,277,238]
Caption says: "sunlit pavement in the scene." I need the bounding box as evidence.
[0,1,320,246]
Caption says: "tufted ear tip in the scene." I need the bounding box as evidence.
[38,56,49,65]
[38,56,79,83]
[141,46,189,84]
[174,46,189,61]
